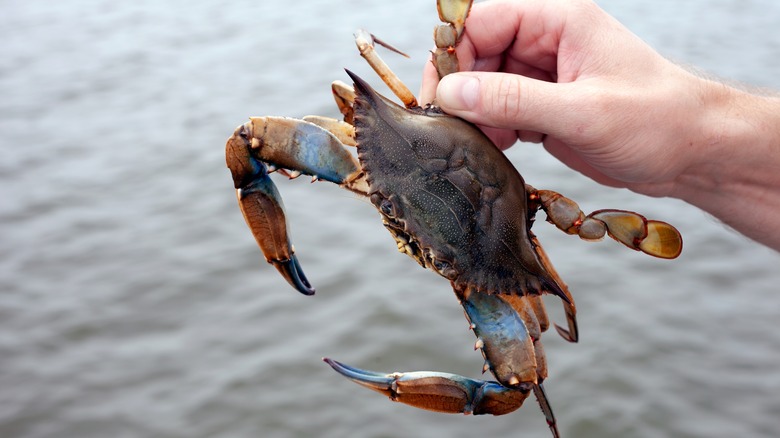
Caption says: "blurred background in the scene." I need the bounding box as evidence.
[1,0,779,437]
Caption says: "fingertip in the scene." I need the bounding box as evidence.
[517,130,545,144]
[477,124,520,150]
[436,73,480,112]
[419,57,440,106]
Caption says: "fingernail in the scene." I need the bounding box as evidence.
[437,74,479,111]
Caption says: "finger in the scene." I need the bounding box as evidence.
[503,56,557,82]
[422,47,505,105]
[419,55,440,106]
[472,55,503,73]
[457,0,565,71]
[543,137,624,188]
[517,130,545,144]
[477,125,521,150]
[436,71,578,137]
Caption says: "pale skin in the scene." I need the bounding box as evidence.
[420,0,780,251]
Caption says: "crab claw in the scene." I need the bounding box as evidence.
[323,358,530,416]
[226,125,315,295]
[270,252,314,296]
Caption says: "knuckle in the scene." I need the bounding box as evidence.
[483,74,525,128]
[487,75,524,125]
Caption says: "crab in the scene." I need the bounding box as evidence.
[225,1,683,436]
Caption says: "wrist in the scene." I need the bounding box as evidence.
[676,81,780,194]
[672,81,780,248]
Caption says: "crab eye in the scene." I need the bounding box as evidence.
[379,199,394,217]
[433,259,449,271]
[432,259,457,280]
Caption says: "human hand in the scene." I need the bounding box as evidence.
[420,0,721,198]
[421,0,780,251]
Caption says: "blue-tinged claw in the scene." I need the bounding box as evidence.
[323,358,396,394]
[323,358,530,416]
[245,116,360,185]
[227,125,315,295]
[458,288,538,386]
[270,254,314,296]
[226,113,370,294]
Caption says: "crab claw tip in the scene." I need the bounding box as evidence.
[323,358,394,393]
[272,254,315,296]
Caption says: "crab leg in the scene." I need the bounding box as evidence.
[225,117,369,294]
[458,287,538,387]
[463,288,560,437]
[301,116,356,147]
[533,382,560,438]
[330,80,357,125]
[528,186,683,259]
[324,358,530,416]
[531,239,579,343]
[437,0,472,39]
[226,127,315,295]
[433,0,473,78]
[325,286,559,437]
[353,29,418,109]
[236,117,363,186]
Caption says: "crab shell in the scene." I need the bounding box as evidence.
[349,70,567,302]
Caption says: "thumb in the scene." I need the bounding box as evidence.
[436,72,574,136]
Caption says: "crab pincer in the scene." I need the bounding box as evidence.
[323,287,561,437]
[225,117,367,295]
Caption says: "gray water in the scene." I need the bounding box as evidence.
[2,1,779,437]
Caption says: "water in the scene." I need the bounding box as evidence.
[1,1,779,437]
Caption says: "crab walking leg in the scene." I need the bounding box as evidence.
[527,186,683,259]
[527,294,550,333]
[530,238,579,343]
[323,358,530,416]
[433,0,473,78]
[437,0,472,39]
[225,118,369,295]
[331,80,356,125]
[353,29,418,109]
[533,383,561,438]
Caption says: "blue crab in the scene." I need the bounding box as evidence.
[225,1,682,436]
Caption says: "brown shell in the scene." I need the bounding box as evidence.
[346,70,564,299]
